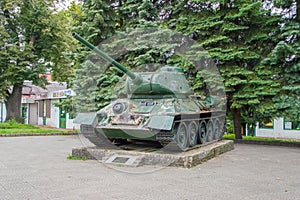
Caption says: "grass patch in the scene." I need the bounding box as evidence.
[222,134,300,143]
[115,163,125,167]
[67,154,87,161]
[0,120,76,135]
[0,129,68,134]
[0,120,38,129]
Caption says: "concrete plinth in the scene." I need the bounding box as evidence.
[72,140,234,168]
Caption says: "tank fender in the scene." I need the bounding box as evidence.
[147,115,174,131]
[73,112,98,128]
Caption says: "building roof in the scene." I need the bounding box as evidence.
[23,81,67,96]
[23,82,47,95]
[45,82,67,92]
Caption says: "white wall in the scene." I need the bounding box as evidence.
[1,97,78,129]
[49,100,60,128]
[37,99,79,129]
[256,118,300,139]
[29,103,38,125]
[23,104,29,124]
[37,99,59,128]
[0,101,6,122]
[66,113,80,130]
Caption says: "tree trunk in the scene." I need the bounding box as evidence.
[231,108,242,139]
[4,84,23,123]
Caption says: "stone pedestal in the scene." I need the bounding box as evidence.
[72,140,234,168]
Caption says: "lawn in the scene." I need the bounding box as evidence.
[0,120,74,135]
[222,134,300,143]
[0,129,69,134]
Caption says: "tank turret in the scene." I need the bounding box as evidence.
[72,33,193,98]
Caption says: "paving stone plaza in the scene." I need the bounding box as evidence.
[0,135,299,200]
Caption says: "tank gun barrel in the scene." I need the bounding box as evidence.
[72,32,142,83]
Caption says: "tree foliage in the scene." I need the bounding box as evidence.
[263,0,300,122]
[69,0,299,138]
[69,0,120,111]
[0,0,73,121]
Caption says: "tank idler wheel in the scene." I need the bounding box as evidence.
[206,120,214,142]
[198,120,207,144]
[213,119,221,140]
[188,121,198,147]
[175,122,189,150]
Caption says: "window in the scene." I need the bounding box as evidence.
[284,119,300,130]
[38,100,51,118]
[46,100,51,118]
[259,120,273,129]
[39,101,43,117]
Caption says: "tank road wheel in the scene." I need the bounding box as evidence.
[175,122,189,150]
[213,119,221,140]
[206,120,214,142]
[198,121,207,144]
[188,121,198,147]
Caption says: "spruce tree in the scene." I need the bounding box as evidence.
[71,0,121,111]
[71,0,290,140]
[263,0,300,123]
[165,0,282,138]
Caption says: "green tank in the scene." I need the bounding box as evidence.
[73,33,225,151]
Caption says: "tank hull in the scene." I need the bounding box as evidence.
[88,110,226,151]
[97,127,157,140]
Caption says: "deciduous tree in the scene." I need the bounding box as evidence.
[0,0,73,122]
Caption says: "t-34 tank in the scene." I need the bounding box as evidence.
[73,33,225,151]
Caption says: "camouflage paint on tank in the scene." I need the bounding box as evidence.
[72,33,225,151]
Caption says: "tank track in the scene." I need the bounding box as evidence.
[156,115,225,152]
[80,124,118,149]
[156,131,174,146]
[80,114,225,152]
[156,133,222,152]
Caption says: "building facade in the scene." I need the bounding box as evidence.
[2,81,79,130]
[35,88,78,129]
[246,118,300,139]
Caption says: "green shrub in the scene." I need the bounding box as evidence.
[222,134,300,143]
[225,122,233,134]
[0,129,62,134]
[222,134,235,140]
[0,120,39,129]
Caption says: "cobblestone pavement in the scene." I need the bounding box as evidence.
[0,135,299,200]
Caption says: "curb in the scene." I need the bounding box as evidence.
[0,132,78,137]
[230,139,300,148]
